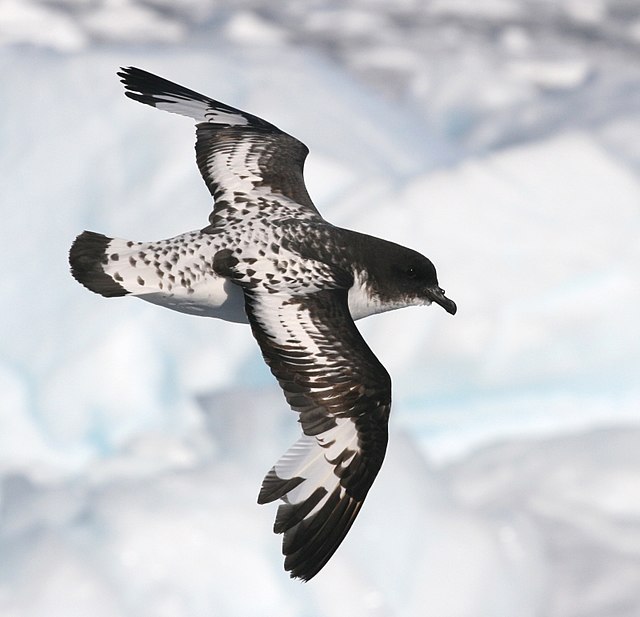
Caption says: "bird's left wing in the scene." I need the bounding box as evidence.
[117,67,322,228]
[243,286,391,581]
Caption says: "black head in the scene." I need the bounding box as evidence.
[368,240,457,315]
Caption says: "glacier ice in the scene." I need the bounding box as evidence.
[2,2,640,615]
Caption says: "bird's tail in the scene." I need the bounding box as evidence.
[70,230,180,298]
[69,231,130,297]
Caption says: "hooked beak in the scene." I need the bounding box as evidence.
[427,286,457,315]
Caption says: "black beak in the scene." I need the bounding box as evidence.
[428,286,457,315]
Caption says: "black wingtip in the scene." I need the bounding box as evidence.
[117,66,149,93]
[282,491,362,581]
[117,66,153,86]
[69,231,128,298]
[117,66,211,108]
[118,66,167,107]
[257,468,305,505]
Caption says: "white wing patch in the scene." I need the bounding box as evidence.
[152,97,210,122]
[142,96,250,127]
[199,138,265,196]
[273,418,359,514]
[204,109,249,126]
[250,291,322,349]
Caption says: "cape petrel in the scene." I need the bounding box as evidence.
[69,67,457,581]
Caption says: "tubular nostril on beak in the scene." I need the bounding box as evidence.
[429,286,457,315]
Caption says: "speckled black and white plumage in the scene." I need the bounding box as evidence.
[69,67,457,581]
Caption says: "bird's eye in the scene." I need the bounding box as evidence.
[406,266,417,278]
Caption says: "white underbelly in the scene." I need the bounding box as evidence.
[140,276,248,323]
[138,271,376,324]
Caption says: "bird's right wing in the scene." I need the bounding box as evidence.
[243,286,391,581]
[117,67,322,228]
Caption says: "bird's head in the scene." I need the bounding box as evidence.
[389,250,457,314]
[363,240,457,316]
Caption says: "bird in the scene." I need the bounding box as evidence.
[69,67,457,581]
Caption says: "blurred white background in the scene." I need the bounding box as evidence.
[1,1,639,616]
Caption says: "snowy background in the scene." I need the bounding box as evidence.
[2,1,640,616]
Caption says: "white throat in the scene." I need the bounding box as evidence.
[347,270,385,321]
[347,268,431,321]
